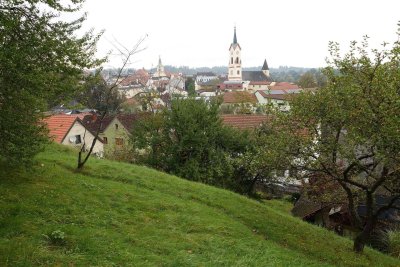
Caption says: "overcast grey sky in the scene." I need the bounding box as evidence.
[81,0,400,69]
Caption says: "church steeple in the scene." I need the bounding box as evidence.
[262,59,270,78]
[262,59,269,70]
[233,26,237,44]
[228,26,242,81]
[153,55,166,78]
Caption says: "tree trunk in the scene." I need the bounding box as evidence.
[353,217,376,253]
[247,174,260,195]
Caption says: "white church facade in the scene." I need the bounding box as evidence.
[227,27,271,83]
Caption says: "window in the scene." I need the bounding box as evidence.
[115,124,119,130]
[231,57,233,64]
[69,135,81,144]
[235,57,239,64]
[75,135,82,144]
[237,70,240,75]
[115,138,124,146]
[103,137,108,144]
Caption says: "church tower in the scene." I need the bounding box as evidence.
[262,59,270,78]
[154,56,166,78]
[228,27,242,81]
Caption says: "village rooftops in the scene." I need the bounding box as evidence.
[268,82,300,91]
[249,81,272,86]
[223,91,257,104]
[196,72,217,77]
[221,114,270,130]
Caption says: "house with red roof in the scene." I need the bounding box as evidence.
[221,114,270,130]
[221,91,258,114]
[43,114,104,156]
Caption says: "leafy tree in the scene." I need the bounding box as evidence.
[185,77,196,96]
[269,31,400,253]
[0,0,101,167]
[298,71,317,88]
[131,98,250,190]
[233,124,293,195]
[77,71,126,113]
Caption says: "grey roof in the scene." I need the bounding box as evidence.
[233,27,238,44]
[262,59,269,70]
[291,195,326,218]
[223,80,243,85]
[242,71,271,82]
[196,72,217,77]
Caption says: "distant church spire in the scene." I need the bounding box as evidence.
[262,59,269,70]
[228,26,242,81]
[262,59,270,78]
[233,26,238,44]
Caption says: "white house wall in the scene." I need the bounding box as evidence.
[61,121,104,156]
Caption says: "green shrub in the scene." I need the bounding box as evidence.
[387,230,400,258]
[44,230,66,246]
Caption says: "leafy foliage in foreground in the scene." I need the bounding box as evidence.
[264,31,400,252]
[131,98,251,191]
[0,0,100,167]
[0,144,398,266]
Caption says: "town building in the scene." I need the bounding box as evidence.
[43,114,104,156]
[81,113,146,158]
[226,27,271,84]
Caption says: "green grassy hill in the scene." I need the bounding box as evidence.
[0,145,398,266]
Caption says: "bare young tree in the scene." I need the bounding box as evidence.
[77,36,147,169]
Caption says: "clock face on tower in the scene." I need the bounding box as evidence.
[236,51,239,55]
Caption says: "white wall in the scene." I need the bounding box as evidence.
[62,121,104,156]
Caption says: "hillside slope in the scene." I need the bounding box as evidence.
[0,145,398,266]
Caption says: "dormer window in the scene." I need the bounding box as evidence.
[115,124,118,130]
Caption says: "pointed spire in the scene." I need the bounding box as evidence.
[158,55,162,65]
[233,26,237,44]
[262,59,269,70]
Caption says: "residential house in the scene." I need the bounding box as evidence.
[292,194,400,236]
[195,72,220,91]
[248,81,271,92]
[82,113,145,157]
[221,91,258,114]
[43,114,104,156]
[255,86,302,112]
[221,114,270,130]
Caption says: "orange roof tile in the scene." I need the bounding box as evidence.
[269,82,300,90]
[221,115,270,130]
[43,115,80,143]
[223,91,257,104]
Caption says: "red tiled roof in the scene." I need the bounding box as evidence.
[221,115,270,130]
[269,82,300,90]
[43,115,79,143]
[249,81,271,85]
[223,91,257,104]
[81,114,114,133]
[120,69,150,86]
[218,82,243,90]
